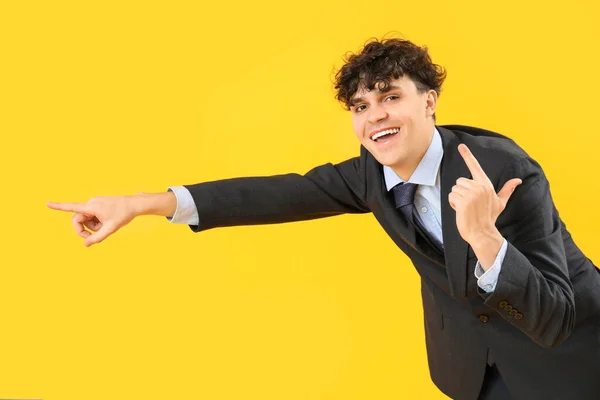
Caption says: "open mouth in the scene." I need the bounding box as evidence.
[371,127,400,143]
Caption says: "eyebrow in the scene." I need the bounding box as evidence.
[349,85,403,106]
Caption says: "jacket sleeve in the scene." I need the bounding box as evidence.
[480,156,575,348]
[182,157,370,232]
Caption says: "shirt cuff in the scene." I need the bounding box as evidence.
[474,238,508,293]
[166,186,200,225]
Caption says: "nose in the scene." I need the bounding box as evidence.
[367,103,389,124]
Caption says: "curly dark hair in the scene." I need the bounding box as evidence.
[334,37,447,120]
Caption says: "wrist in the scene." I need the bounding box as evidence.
[129,191,177,217]
[468,228,504,271]
[469,228,503,252]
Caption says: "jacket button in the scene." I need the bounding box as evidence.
[504,305,513,312]
[509,309,518,316]
[514,313,524,320]
[499,301,508,308]
[479,314,489,323]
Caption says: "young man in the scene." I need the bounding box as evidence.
[48,38,600,400]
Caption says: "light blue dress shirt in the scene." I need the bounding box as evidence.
[167,127,506,292]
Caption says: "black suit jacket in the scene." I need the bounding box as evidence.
[184,125,600,400]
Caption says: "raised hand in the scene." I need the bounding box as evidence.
[448,144,522,247]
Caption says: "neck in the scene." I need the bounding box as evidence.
[391,124,435,181]
[392,159,420,182]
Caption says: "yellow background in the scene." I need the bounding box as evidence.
[2,0,599,399]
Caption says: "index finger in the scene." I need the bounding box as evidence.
[47,201,91,214]
[458,144,489,182]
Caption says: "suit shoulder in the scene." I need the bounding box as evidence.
[441,124,531,163]
[440,124,546,186]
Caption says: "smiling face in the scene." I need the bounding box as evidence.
[349,74,438,180]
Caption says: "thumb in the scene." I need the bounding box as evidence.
[84,223,116,247]
[497,178,522,205]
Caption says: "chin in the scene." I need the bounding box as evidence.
[375,156,402,168]
[363,142,404,167]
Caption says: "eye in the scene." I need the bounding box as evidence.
[354,104,367,112]
[385,95,399,101]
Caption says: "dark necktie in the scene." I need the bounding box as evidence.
[392,182,443,255]
[392,182,419,224]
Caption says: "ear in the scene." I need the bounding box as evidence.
[425,89,438,118]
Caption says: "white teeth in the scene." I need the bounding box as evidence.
[371,128,399,141]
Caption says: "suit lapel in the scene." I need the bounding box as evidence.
[438,126,472,298]
[370,146,446,265]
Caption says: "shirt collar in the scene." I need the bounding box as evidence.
[383,126,444,191]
